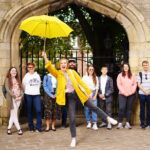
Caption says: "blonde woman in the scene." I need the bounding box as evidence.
[42,51,117,147]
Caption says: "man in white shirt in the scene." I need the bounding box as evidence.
[138,60,150,129]
[98,65,114,129]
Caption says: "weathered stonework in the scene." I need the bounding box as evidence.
[0,0,150,125]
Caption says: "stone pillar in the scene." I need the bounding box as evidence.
[129,43,150,125]
[0,42,11,126]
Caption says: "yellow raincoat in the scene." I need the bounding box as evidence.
[45,61,92,105]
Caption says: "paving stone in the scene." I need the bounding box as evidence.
[0,121,150,150]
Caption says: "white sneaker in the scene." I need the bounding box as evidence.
[86,122,92,129]
[70,138,76,147]
[125,122,132,129]
[92,123,98,130]
[107,123,112,130]
[146,125,150,129]
[99,122,107,128]
[117,123,123,129]
[107,117,118,125]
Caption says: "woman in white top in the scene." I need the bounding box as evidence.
[82,65,99,130]
[22,63,42,132]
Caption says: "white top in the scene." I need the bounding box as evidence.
[22,72,41,95]
[64,72,74,93]
[48,73,57,89]
[82,75,99,91]
[100,75,108,95]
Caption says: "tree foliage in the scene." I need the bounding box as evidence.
[20,4,128,75]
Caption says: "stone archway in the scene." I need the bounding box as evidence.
[0,0,149,73]
[0,0,150,124]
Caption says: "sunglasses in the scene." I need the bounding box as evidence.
[89,69,94,71]
[28,66,34,69]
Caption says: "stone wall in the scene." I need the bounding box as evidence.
[122,0,150,27]
[0,0,150,125]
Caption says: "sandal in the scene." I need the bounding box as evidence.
[18,129,23,135]
[52,127,56,131]
[7,129,12,135]
[45,128,50,132]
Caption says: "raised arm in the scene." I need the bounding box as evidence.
[42,51,49,64]
[41,51,59,78]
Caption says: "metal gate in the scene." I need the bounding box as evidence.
[20,47,121,117]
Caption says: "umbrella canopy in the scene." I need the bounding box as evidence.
[19,15,73,51]
[19,15,73,38]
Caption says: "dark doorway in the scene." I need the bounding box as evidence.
[19,4,129,119]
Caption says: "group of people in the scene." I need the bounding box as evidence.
[4,51,150,147]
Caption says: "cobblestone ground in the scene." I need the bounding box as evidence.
[0,119,150,150]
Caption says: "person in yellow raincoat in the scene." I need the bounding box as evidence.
[42,51,117,147]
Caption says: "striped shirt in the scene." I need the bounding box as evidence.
[137,71,150,95]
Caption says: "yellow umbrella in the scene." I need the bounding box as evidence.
[19,15,73,51]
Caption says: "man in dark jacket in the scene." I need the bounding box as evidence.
[98,65,114,129]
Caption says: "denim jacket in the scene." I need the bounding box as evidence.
[43,75,55,98]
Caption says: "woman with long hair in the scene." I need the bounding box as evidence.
[82,65,99,130]
[42,51,117,147]
[5,67,23,135]
[117,63,137,129]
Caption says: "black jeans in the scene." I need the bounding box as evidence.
[61,105,67,127]
[66,92,108,137]
[99,100,112,122]
[118,94,135,123]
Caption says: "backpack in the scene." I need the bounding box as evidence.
[137,72,142,93]
[139,72,142,84]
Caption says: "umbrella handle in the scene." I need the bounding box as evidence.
[44,38,46,51]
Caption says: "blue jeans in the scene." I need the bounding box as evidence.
[25,94,42,130]
[84,90,98,123]
[84,99,97,123]
[139,94,150,126]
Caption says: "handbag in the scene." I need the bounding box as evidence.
[2,83,7,98]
